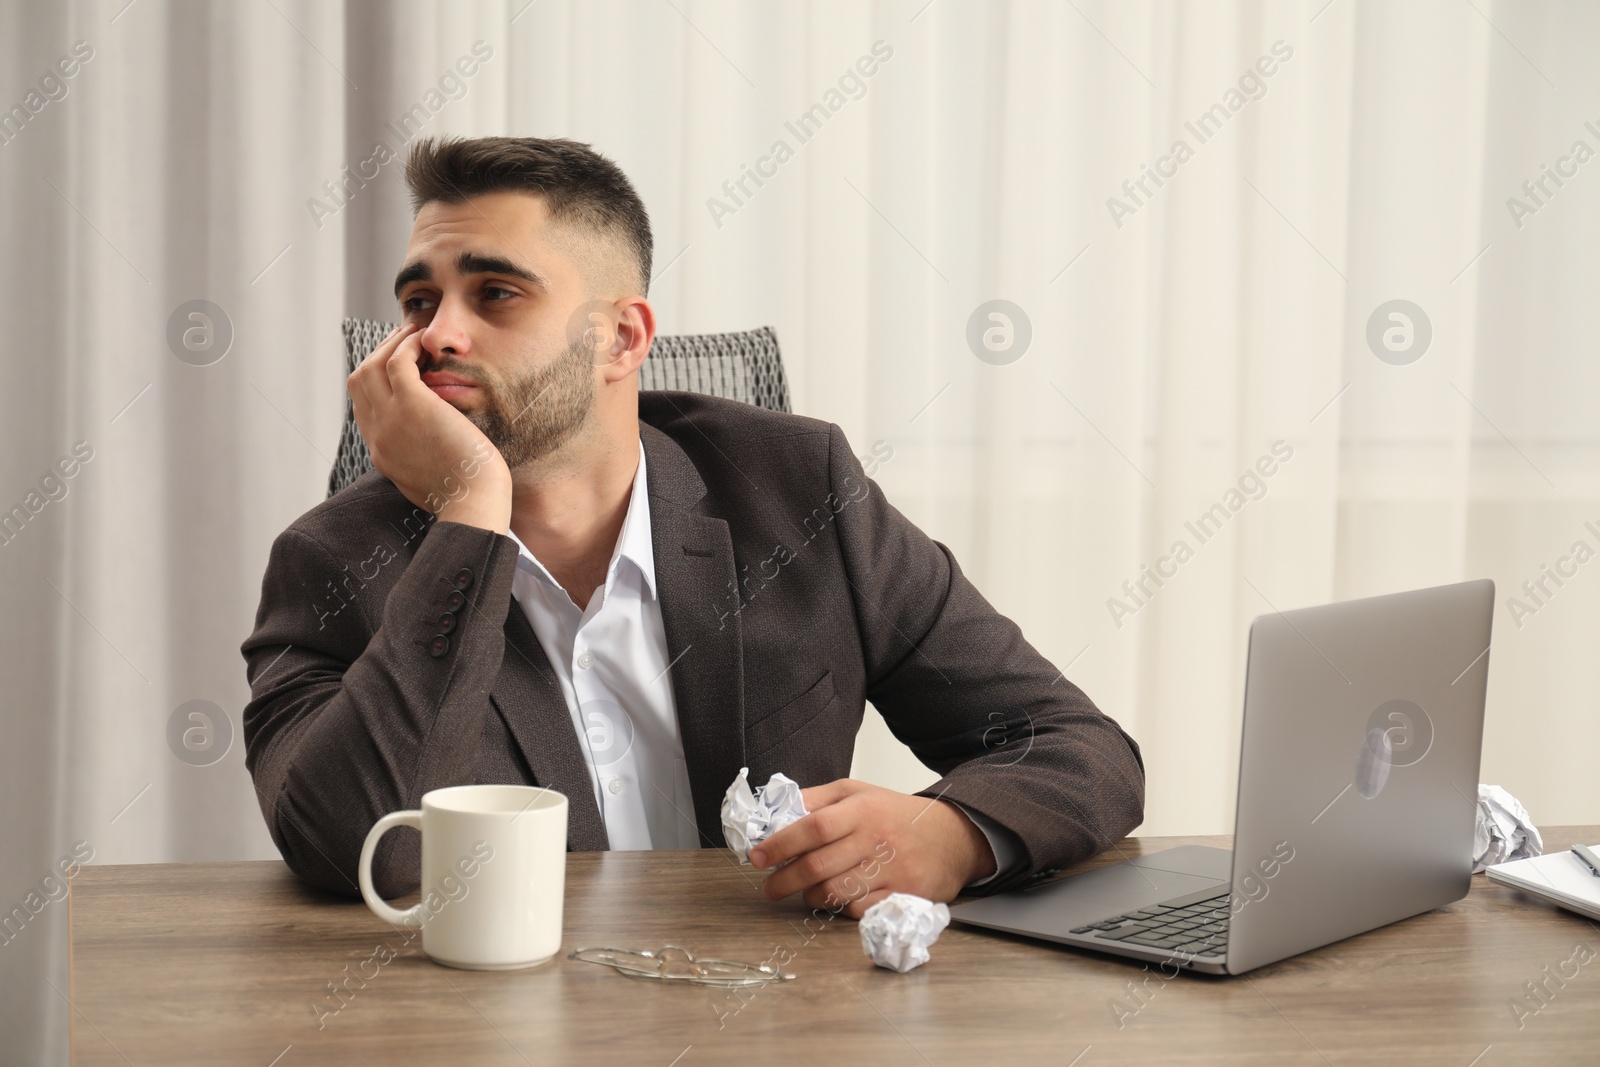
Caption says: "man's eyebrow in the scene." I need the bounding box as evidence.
[392,250,546,301]
[456,251,546,291]
[393,260,430,300]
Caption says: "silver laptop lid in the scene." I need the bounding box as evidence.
[1226,579,1493,974]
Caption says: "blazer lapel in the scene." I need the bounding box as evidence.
[490,600,610,850]
[642,423,747,847]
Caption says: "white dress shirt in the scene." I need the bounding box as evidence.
[506,441,699,850]
[506,438,1019,881]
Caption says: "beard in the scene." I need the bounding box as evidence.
[425,336,596,471]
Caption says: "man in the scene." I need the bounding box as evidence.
[241,135,1144,918]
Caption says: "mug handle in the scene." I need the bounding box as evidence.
[358,810,425,928]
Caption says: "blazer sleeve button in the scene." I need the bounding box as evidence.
[453,568,475,591]
[429,634,451,658]
[437,611,458,635]
[444,589,466,612]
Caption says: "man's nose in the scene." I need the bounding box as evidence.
[421,298,472,358]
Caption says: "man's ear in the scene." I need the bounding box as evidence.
[599,295,655,384]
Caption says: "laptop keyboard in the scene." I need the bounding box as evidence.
[1068,884,1232,957]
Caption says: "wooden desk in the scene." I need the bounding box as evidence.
[68,828,1600,1066]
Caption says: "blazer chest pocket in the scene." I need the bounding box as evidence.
[745,671,835,759]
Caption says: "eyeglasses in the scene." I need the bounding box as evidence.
[567,945,797,987]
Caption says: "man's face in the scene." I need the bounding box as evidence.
[393,191,598,470]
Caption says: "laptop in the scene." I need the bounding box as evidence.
[949,579,1494,975]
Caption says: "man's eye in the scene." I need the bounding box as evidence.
[400,296,435,314]
[483,285,515,301]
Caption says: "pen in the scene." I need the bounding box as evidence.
[1572,844,1600,878]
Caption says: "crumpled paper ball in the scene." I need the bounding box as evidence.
[721,766,808,865]
[1473,783,1543,873]
[859,893,951,973]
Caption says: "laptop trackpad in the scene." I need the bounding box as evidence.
[949,846,1232,941]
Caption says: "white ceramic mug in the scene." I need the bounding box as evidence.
[358,784,568,970]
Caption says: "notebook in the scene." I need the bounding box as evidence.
[1485,848,1600,922]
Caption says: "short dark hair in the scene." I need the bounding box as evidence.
[404,135,653,294]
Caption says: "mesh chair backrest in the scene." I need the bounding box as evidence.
[328,318,790,497]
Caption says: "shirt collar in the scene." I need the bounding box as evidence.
[506,438,657,601]
[614,438,657,597]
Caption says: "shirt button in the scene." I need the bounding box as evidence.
[607,778,625,795]
[577,651,594,669]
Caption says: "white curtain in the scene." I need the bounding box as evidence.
[3,1,1596,1060]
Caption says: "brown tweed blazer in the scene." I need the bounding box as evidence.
[241,392,1145,898]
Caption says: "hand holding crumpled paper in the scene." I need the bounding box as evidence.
[721,766,809,865]
[859,893,951,973]
[1473,783,1542,873]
